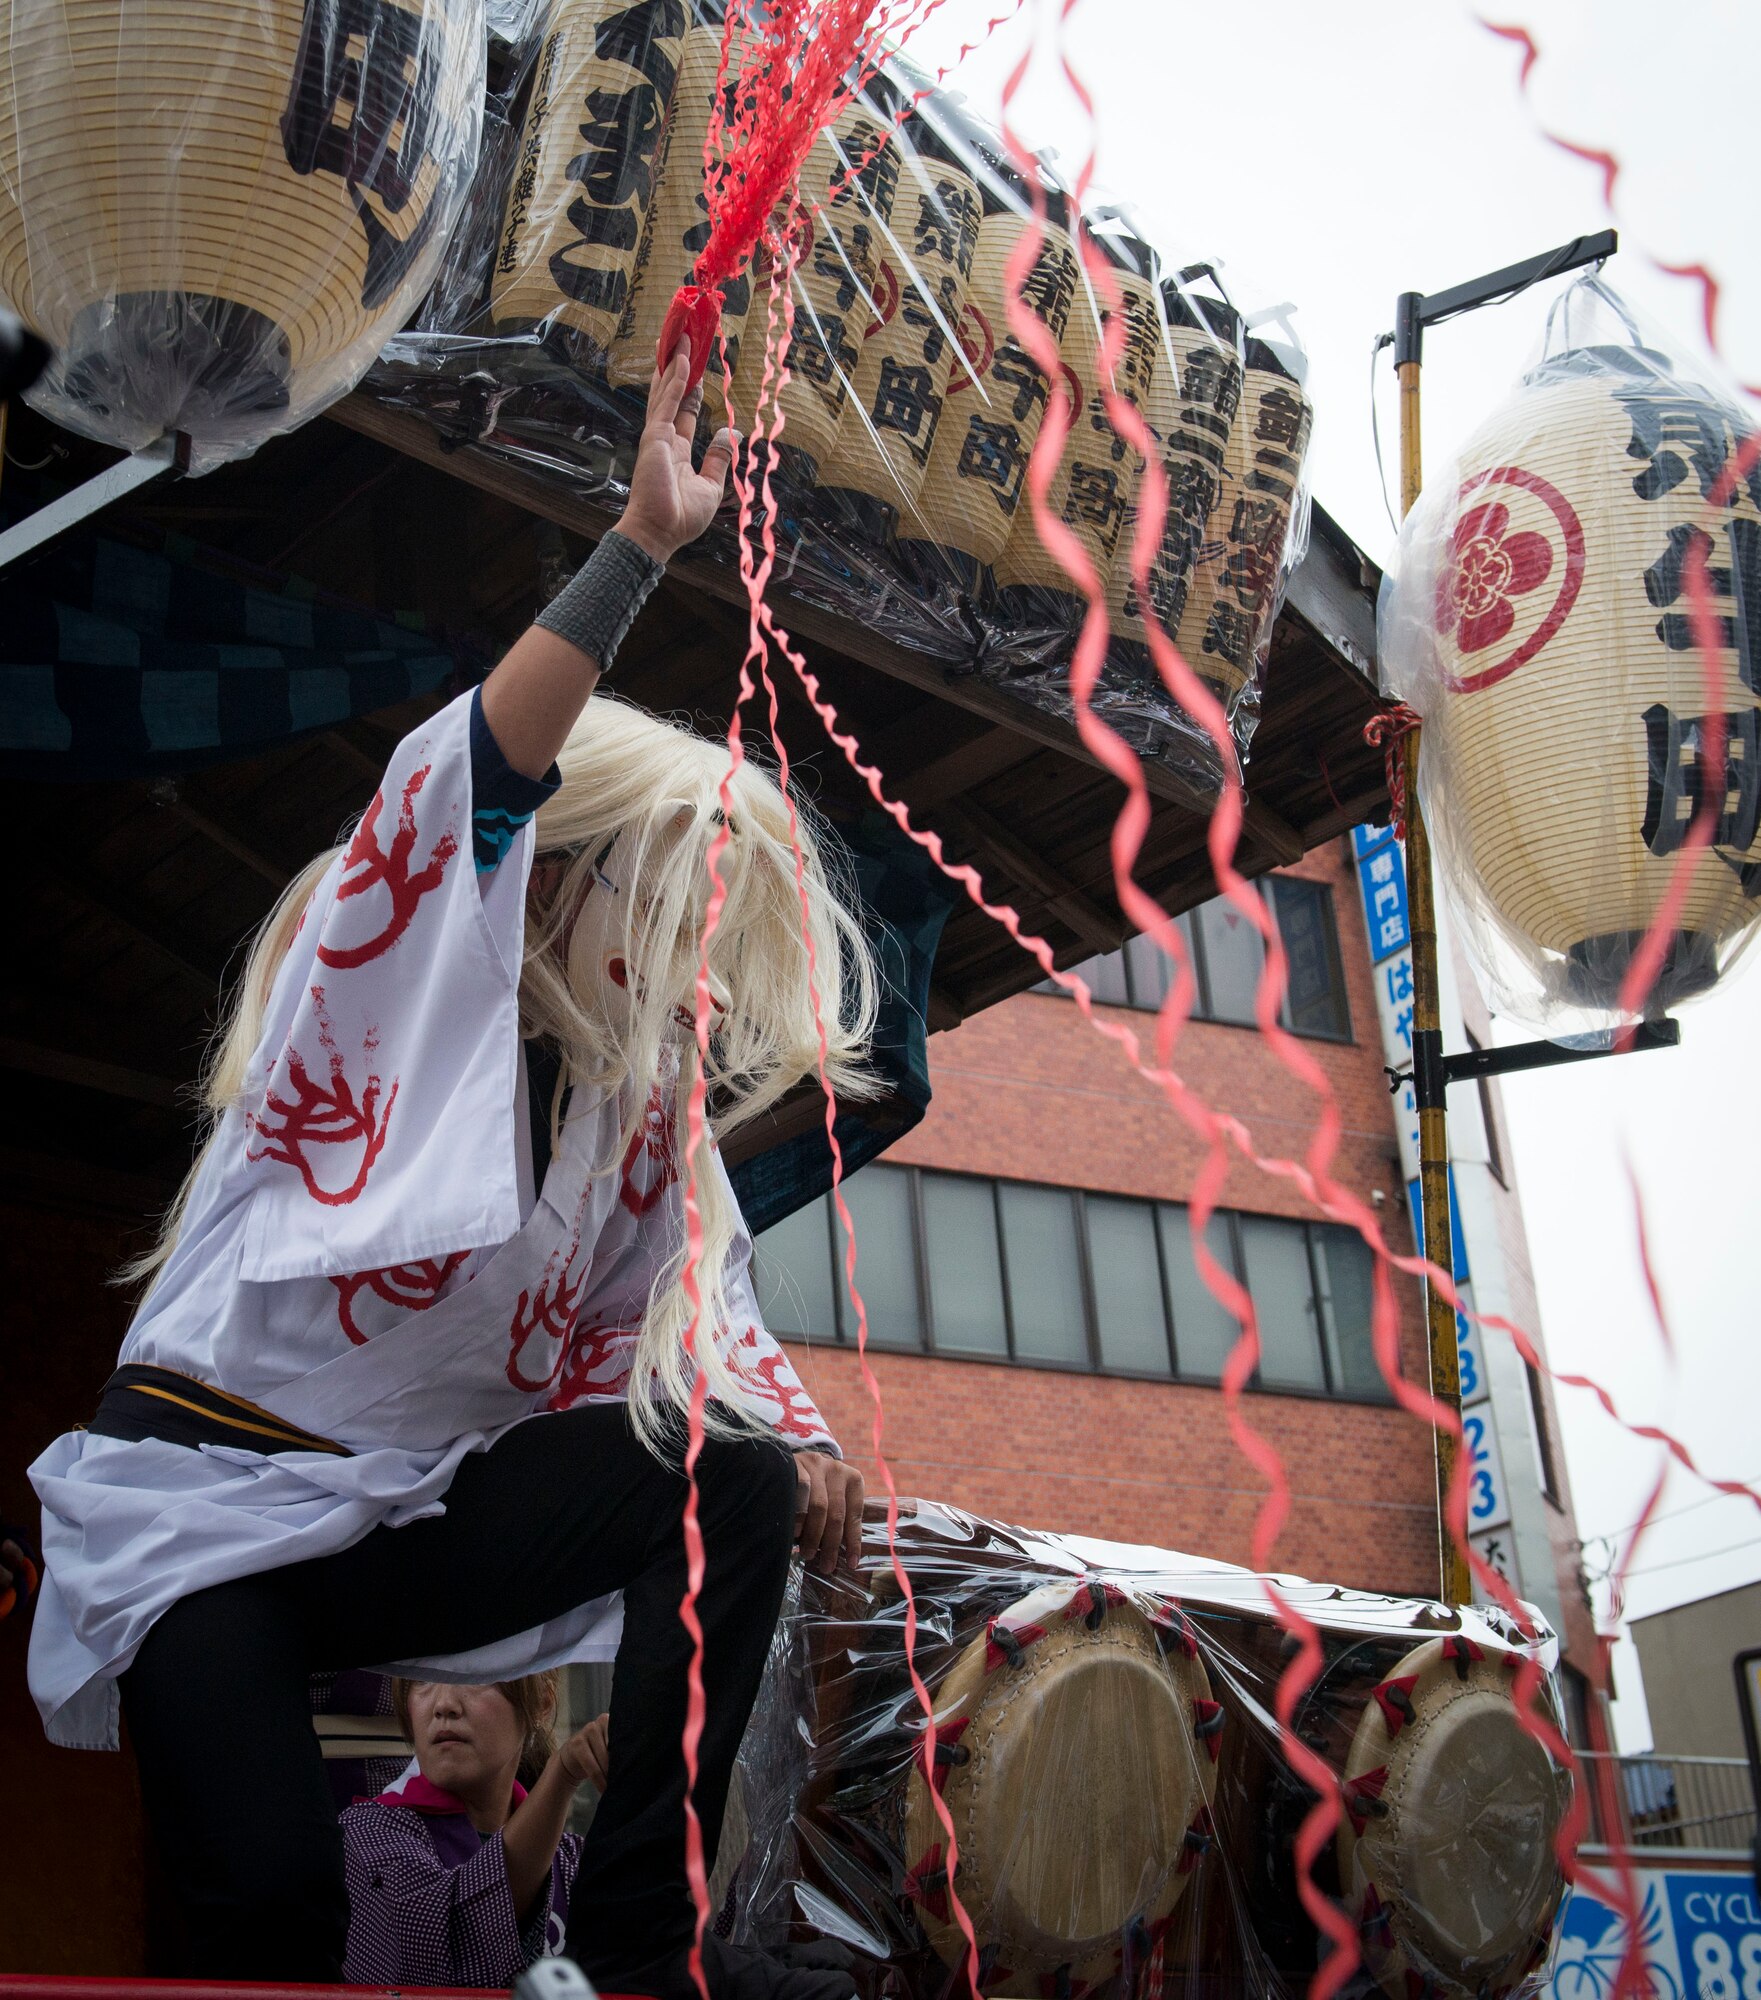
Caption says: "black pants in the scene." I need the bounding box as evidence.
[120,1406,797,1983]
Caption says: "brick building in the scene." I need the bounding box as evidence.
[748,836,1614,1745]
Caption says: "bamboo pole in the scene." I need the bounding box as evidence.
[1396,336,1472,1610]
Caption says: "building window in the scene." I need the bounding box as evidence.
[1526,1360,1561,1506]
[752,1162,1391,1403]
[1040,880,1351,1041]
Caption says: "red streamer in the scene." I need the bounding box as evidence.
[1479,18,1761,399]
[660,14,1761,2000]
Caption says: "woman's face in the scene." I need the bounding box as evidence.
[406,1682,526,1800]
[568,826,730,1041]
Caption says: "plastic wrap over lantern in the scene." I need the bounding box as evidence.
[0,0,485,471]
[1382,277,1761,1032]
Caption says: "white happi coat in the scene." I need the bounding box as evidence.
[28,690,834,1750]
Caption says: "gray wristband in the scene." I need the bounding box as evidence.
[534,529,666,679]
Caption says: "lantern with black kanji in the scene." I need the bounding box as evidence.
[1173,333,1310,712]
[894,179,1081,600]
[724,82,901,503]
[816,108,981,546]
[1105,286,1242,668]
[0,0,483,470]
[1382,276,1761,1027]
[487,0,689,362]
[990,238,1160,642]
[605,17,753,404]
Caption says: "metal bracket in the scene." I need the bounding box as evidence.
[0,432,188,572]
[1441,1019,1679,1083]
[1383,1018,1680,1096]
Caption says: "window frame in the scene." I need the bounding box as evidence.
[1038,880,1354,1044]
[755,1163,1394,1406]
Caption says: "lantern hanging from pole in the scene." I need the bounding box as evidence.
[0,0,484,471]
[1381,275,1761,1031]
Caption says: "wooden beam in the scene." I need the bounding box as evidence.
[937,798,1119,955]
[925,982,966,1033]
[328,394,1221,815]
[40,861,221,990]
[160,794,293,890]
[0,1036,186,1108]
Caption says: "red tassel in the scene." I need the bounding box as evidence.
[658,283,725,394]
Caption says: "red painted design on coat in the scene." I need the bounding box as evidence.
[317,765,458,970]
[727,1324,829,1441]
[247,992,397,1206]
[618,1085,679,1217]
[330,1252,471,1345]
[506,1242,590,1393]
[548,1321,638,1411]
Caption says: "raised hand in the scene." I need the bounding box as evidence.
[616,346,737,565]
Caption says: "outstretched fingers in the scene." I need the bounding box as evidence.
[647,344,692,432]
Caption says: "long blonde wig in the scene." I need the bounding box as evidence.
[127,693,880,1455]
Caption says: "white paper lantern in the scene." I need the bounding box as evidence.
[0,0,484,470]
[1383,279,1761,1028]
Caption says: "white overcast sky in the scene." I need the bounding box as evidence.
[907,0,1761,1750]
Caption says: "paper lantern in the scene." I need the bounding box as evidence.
[1384,279,1761,1022]
[1173,336,1310,705]
[1107,287,1242,645]
[720,88,900,498]
[991,255,1160,624]
[605,22,752,396]
[895,184,1081,596]
[0,0,483,469]
[486,0,688,360]
[817,110,980,543]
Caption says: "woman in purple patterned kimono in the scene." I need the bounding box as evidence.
[342,1674,604,1988]
[27,349,871,2000]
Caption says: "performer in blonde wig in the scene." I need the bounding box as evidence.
[28,349,871,2000]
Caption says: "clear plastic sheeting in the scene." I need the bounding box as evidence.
[1379,274,1761,1036]
[362,2,1317,798]
[0,0,487,473]
[721,1500,1570,2000]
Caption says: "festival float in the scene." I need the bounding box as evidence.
[0,1,1629,1996]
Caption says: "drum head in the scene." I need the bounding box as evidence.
[903,1584,1217,1979]
[1337,1637,1570,1999]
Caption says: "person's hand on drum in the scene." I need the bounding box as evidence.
[794,1451,864,1577]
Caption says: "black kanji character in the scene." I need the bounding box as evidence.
[1202,600,1256,667]
[1254,383,1307,450]
[873,357,939,463]
[281,0,451,307]
[913,180,981,273]
[958,417,1028,511]
[1063,461,1125,537]
[1645,518,1761,693]
[1019,246,1077,337]
[991,341,1049,424]
[1180,344,1238,418]
[1616,382,1758,507]
[1641,703,1761,890]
